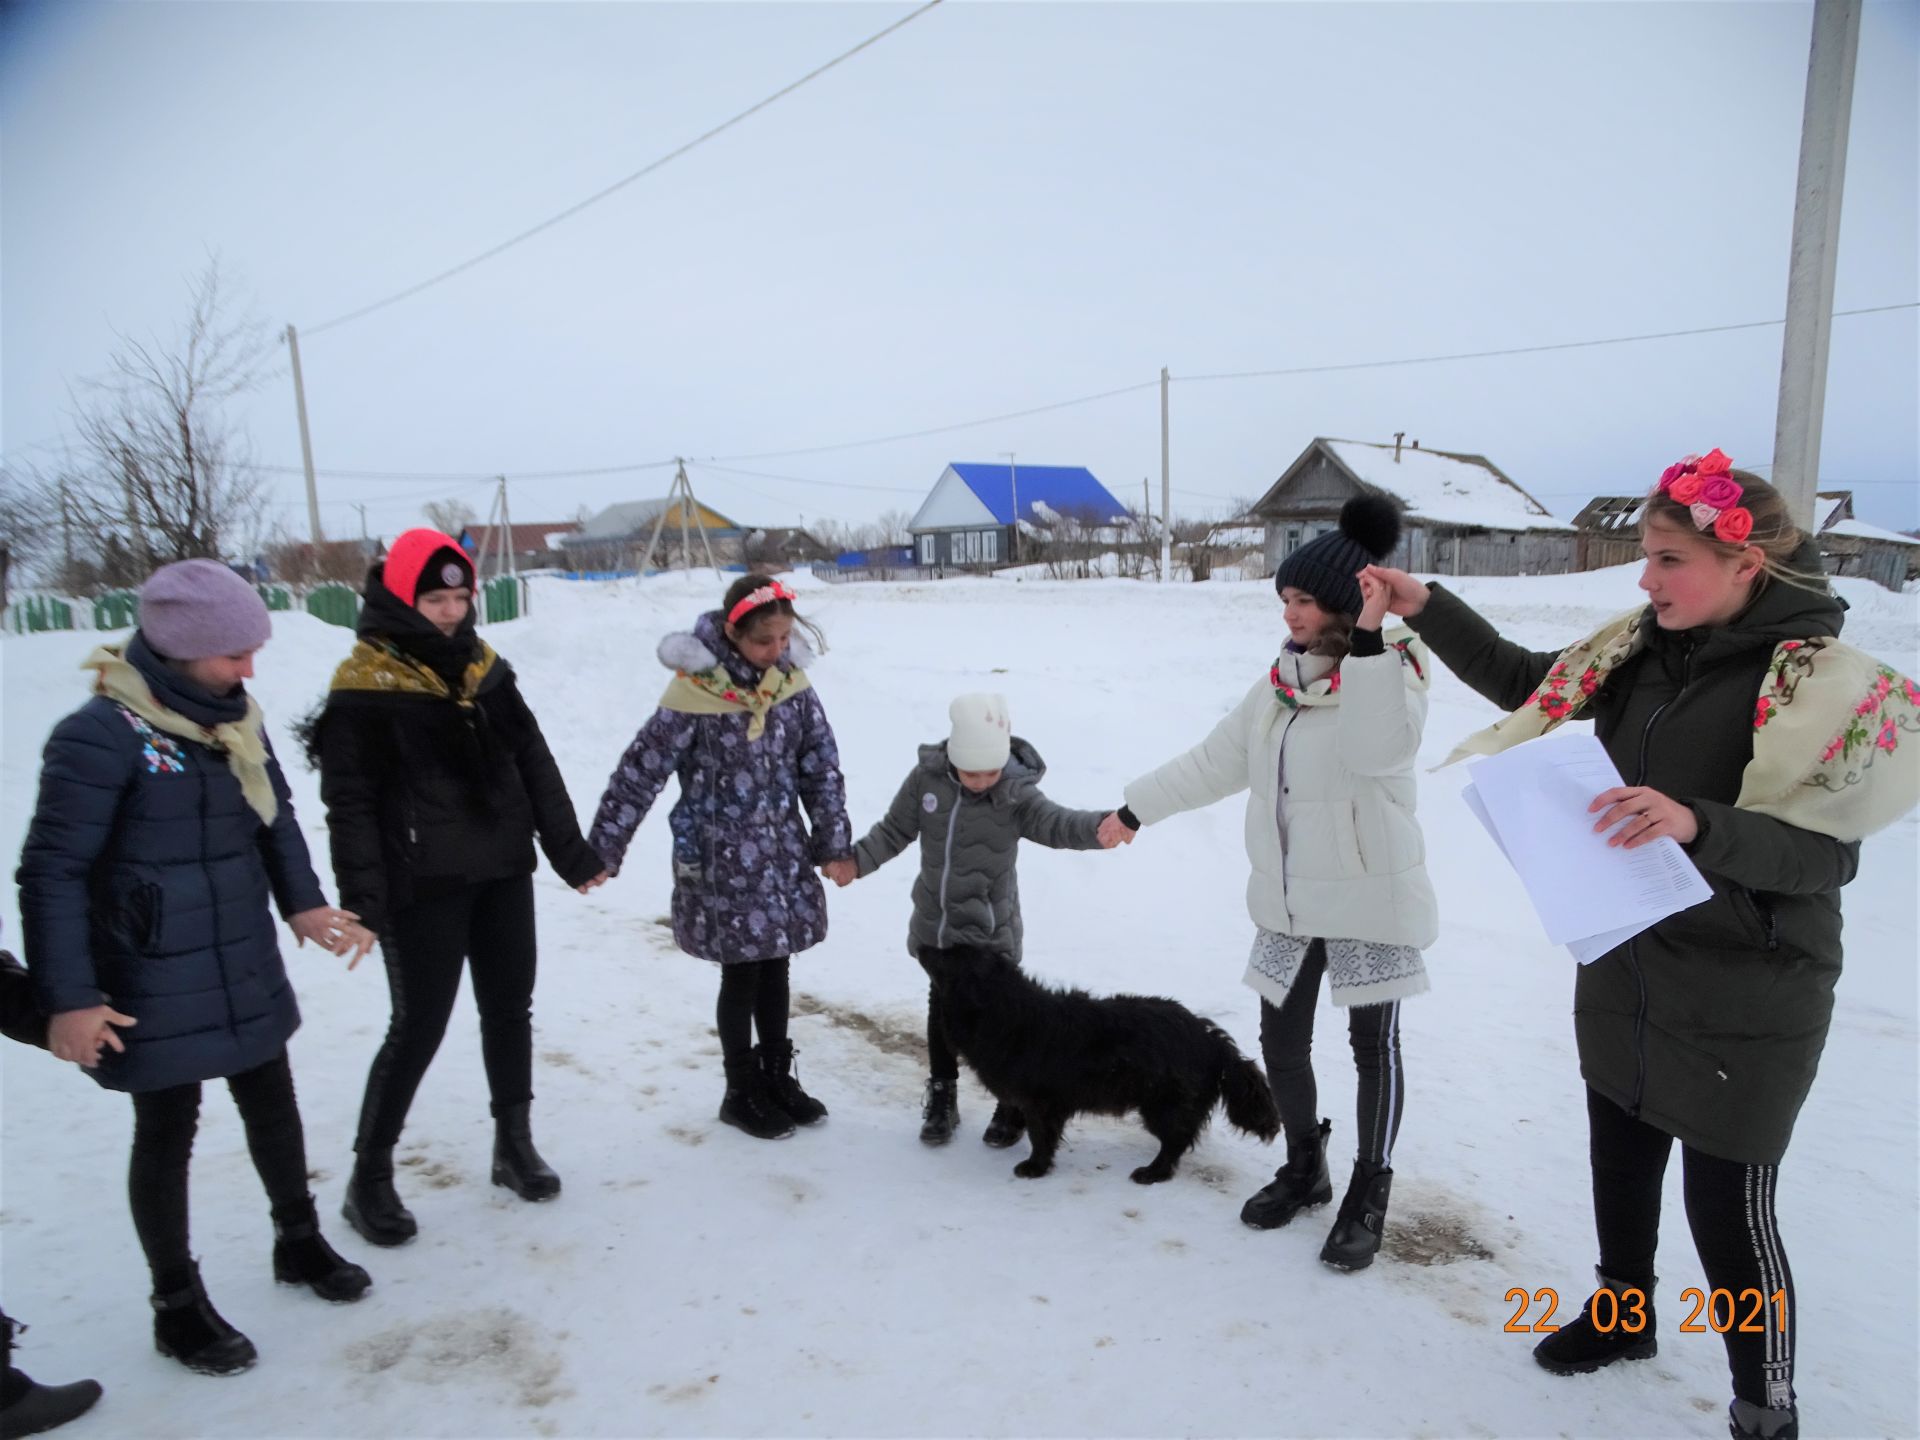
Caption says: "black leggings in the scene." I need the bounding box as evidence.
[129,1049,311,1291]
[355,874,539,1150]
[715,957,790,1064]
[1258,940,1405,1167]
[1586,1087,1796,1411]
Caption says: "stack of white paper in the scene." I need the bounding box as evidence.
[1460,730,1712,964]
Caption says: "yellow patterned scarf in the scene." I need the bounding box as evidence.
[328,638,499,705]
[1444,607,1920,843]
[659,663,811,741]
[83,645,279,824]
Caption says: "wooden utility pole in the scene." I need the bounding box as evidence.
[284,325,325,543]
[637,461,722,578]
[1159,367,1172,583]
[1773,0,1862,527]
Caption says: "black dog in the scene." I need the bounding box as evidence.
[919,945,1281,1183]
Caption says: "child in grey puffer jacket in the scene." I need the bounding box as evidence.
[824,693,1122,1147]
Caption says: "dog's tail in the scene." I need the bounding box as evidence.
[1213,1029,1282,1142]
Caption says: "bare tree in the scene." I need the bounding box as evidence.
[58,260,272,581]
[423,498,477,537]
[872,508,913,546]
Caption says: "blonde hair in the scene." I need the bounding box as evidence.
[1640,468,1824,595]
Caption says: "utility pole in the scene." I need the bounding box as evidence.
[498,475,517,579]
[283,325,325,544]
[1000,451,1019,564]
[1773,0,1862,528]
[351,502,369,542]
[1159,367,1172,583]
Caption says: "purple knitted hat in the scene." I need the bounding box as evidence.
[137,559,272,660]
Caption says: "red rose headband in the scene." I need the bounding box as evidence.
[1652,448,1754,545]
[727,580,798,627]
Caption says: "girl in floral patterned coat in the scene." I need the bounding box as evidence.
[590,575,853,1140]
[1372,457,1919,1440]
[1108,495,1435,1273]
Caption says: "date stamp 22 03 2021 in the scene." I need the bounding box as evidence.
[1504,1286,1788,1336]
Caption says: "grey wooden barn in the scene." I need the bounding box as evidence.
[1252,437,1576,577]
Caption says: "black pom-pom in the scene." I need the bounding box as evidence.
[1339,494,1402,560]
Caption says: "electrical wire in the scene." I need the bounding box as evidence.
[302,0,944,338]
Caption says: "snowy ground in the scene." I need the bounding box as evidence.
[2,567,1915,1440]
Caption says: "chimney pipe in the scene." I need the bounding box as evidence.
[1393,432,1405,461]
[1411,439,1420,450]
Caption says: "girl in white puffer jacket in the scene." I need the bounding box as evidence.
[1108,495,1435,1271]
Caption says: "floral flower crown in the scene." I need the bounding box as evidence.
[1652,447,1754,544]
[727,580,797,626]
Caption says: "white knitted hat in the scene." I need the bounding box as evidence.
[947,692,1012,771]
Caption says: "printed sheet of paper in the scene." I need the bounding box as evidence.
[1460,730,1712,962]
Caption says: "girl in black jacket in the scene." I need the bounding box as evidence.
[1368,458,1917,1440]
[310,530,605,1247]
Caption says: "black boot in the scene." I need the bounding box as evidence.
[758,1042,828,1126]
[1533,1270,1659,1375]
[2,1313,103,1437]
[1729,1397,1799,1439]
[981,1101,1025,1149]
[1241,1118,1333,1230]
[919,1079,959,1146]
[1319,1159,1393,1271]
[150,1264,257,1377]
[271,1197,371,1303]
[341,1146,418,1247]
[492,1104,562,1201]
[719,1059,795,1140]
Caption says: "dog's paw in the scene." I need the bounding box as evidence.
[1013,1158,1052,1179]
[1130,1164,1174,1185]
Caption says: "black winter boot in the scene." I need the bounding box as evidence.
[492,1104,562,1201]
[919,1079,959,1146]
[2,1313,103,1437]
[719,1059,796,1140]
[1241,1118,1333,1230]
[1532,1270,1659,1375]
[342,1146,418,1247]
[1729,1397,1799,1439]
[271,1197,372,1303]
[150,1264,257,1376]
[758,1042,828,1126]
[1319,1159,1393,1271]
[981,1101,1025,1149]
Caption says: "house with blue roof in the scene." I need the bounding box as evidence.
[906,462,1130,569]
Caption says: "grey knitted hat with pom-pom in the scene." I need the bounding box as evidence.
[1272,495,1403,619]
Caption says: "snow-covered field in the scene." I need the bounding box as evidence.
[3,567,1915,1440]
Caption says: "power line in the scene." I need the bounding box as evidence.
[1177,303,1918,384]
[702,379,1164,465]
[303,0,945,338]
[694,461,928,495]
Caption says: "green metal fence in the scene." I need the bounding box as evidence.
[305,584,360,629]
[93,590,139,631]
[259,584,294,611]
[480,575,525,625]
[6,595,76,634]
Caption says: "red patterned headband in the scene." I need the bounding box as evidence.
[727,581,797,626]
[1652,448,1754,544]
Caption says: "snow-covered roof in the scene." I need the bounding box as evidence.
[1826,516,1920,548]
[1259,439,1565,533]
[1813,493,1850,533]
[568,498,741,541]
[1316,440,1565,532]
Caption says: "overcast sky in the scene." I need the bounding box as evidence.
[3,0,1915,545]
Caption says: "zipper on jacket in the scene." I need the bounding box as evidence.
[934,793,962,947]
[1625,636,1695,1116]
[198,753,241,1039]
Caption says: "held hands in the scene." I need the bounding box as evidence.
[1590,786,1699,849]
[289,906,378,969]
[1358,565,1430,619]
[1356,569,1393,631]
[821,858,858,888]
[1096,812,1136,849]
[48,1005,136,1068]
[576,871,610,895]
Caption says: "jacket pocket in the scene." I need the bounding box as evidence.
[124,882,164,950]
